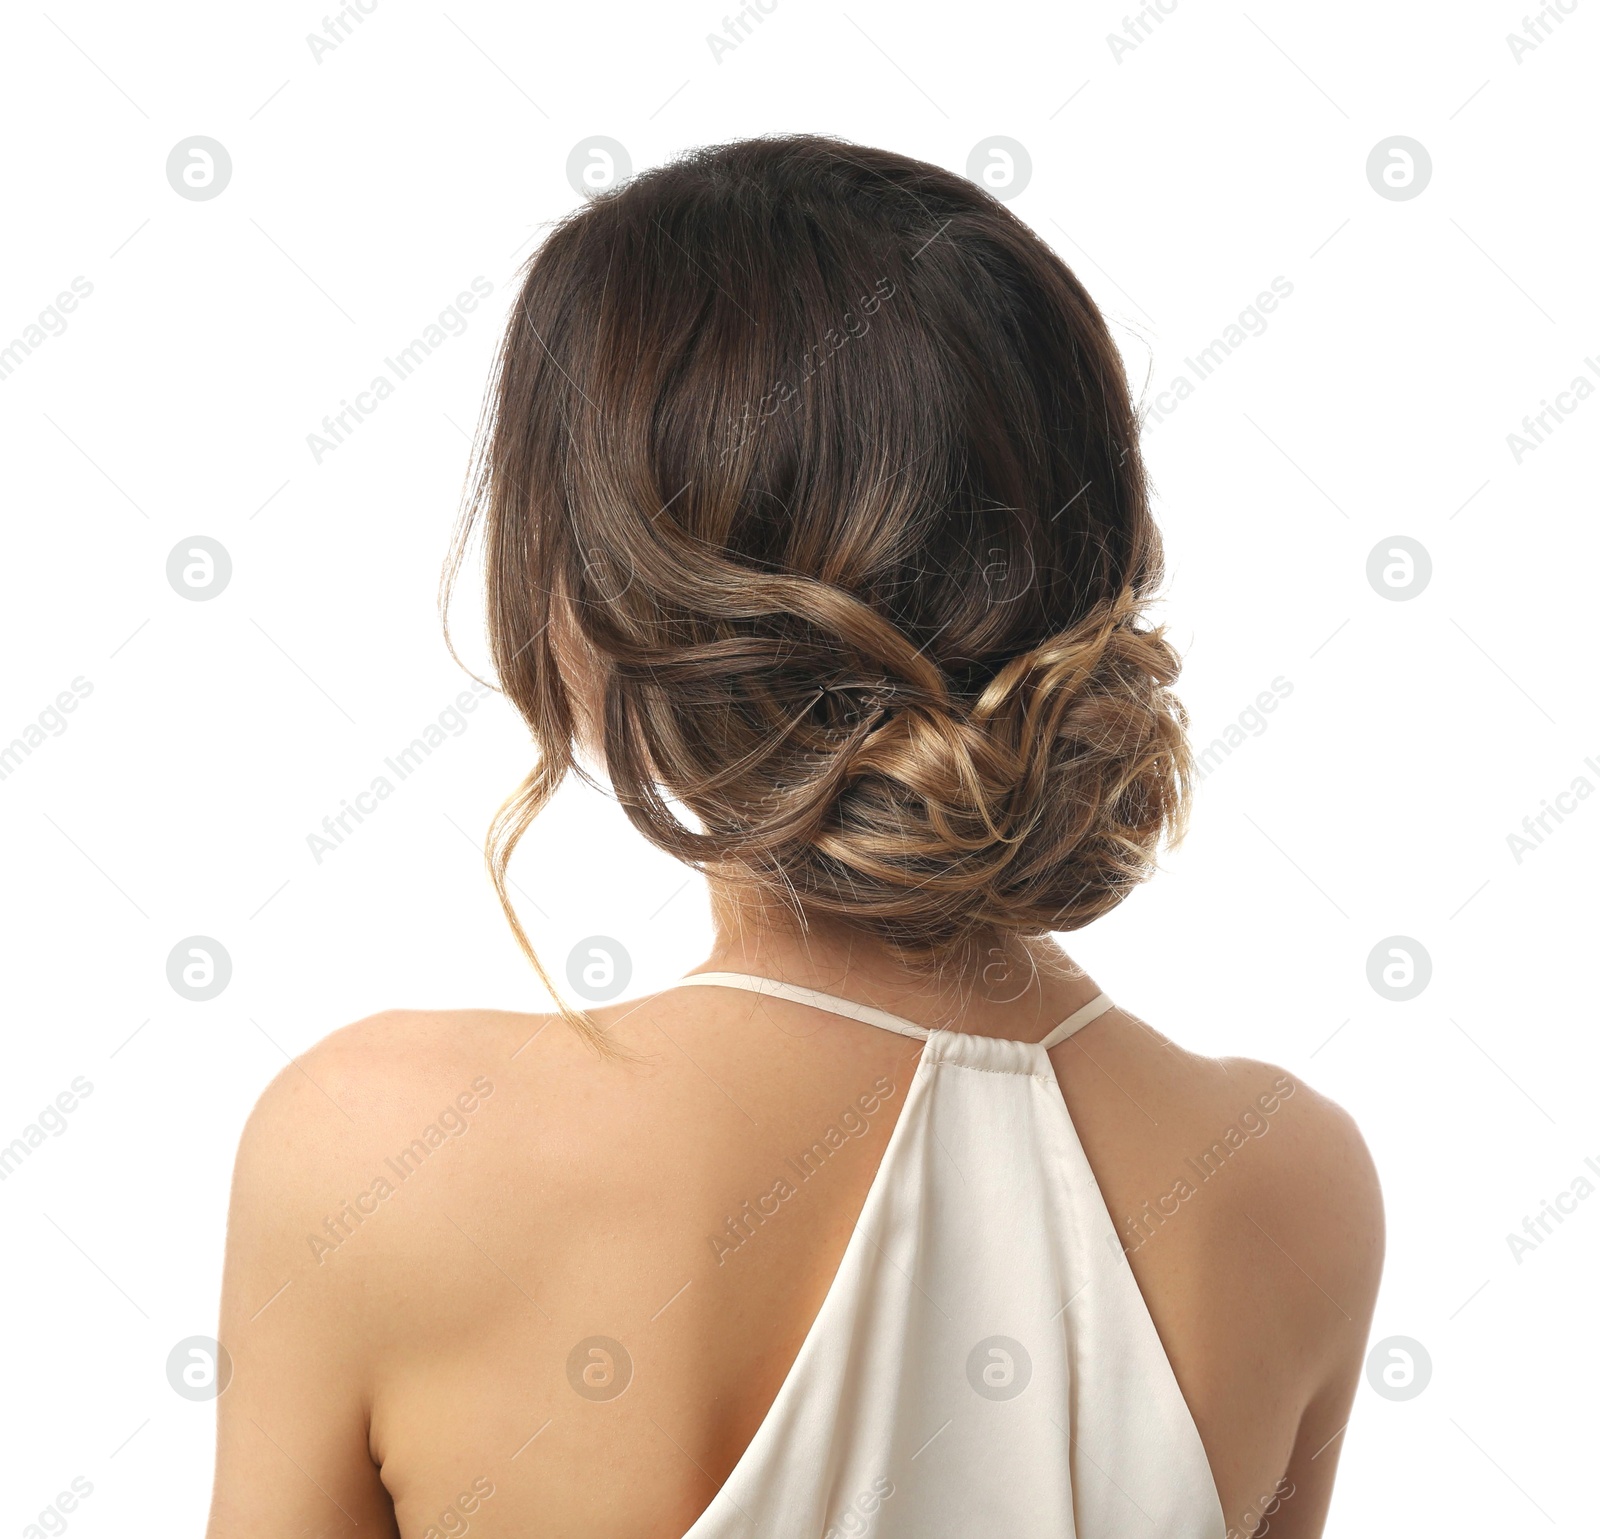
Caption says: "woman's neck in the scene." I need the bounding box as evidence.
[695,892,1104,1041]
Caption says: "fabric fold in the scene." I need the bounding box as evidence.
[683,1028,1225,1539]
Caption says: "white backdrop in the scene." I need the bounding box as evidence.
[2,1,1595,1533]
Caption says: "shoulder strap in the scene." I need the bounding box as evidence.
[673,973,1115,1050]
[1036,991,1114,1050]
[673,972,931,1041]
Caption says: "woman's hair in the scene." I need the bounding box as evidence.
[446,133,1191,1039]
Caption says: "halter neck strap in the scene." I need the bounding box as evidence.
[672,972,1114,1049]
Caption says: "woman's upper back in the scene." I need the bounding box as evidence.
[208,137,1385,1539]
[208,977,1381,1539]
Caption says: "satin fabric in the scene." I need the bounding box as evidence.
[672,977,1226,1539]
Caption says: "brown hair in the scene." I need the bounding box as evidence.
[446,134,1191,1040]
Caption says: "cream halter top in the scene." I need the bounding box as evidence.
[670,973,1226,1539]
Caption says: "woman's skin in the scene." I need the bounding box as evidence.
[206,905,1383,1539]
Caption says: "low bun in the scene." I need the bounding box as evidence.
[802,591,1190,945]
[621,586,1189,955]
[449,135,1194,1027]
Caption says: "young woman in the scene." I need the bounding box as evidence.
[207,135,1382,1539]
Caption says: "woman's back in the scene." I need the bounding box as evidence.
[210,958,1379,1538]
[207,133,1382,1537]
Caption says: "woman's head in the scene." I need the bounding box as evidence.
[450,133,1191,1027]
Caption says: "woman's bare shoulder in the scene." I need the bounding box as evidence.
[219,1004,617,1399]
[228,1000,675,1241]
[1060,1011,1383,1305]
[226,1007,568,1274]
[210,1008,606,1535]
[1055,1010,1384,1530]
[237,1007,533,1151]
